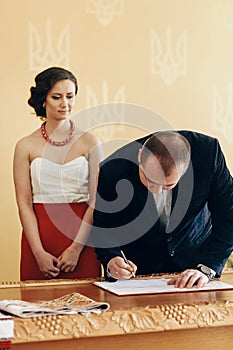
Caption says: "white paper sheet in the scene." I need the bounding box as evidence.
[94,278,233,296]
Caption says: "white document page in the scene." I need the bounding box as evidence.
[94,278,233,296]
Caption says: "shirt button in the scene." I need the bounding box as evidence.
[170,251,175,257]
[167,236,172,242]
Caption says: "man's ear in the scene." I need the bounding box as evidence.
[138,149,142,164]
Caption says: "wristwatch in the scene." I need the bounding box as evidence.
[196,264,216,280]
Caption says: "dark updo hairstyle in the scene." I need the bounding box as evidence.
[28,67,78,118]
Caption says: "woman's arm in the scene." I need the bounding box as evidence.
[57,134,104,272]
[13,139,60,277]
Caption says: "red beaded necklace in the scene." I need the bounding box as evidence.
[41,120,76,146]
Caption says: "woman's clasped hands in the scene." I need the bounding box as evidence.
[36,243,83,279]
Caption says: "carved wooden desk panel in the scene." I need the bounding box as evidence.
[0,271,233,350]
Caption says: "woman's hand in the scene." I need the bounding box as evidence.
[57,243,83,273]
[167,269,209,288]
[107,256,137,280]
[35,250,60,278]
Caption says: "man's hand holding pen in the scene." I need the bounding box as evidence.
[107,254,137,280]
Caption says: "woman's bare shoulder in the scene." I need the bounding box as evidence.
[15,129,41,151]
[75,128,101,146]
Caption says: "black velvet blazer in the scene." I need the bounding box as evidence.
[90,131,233,277]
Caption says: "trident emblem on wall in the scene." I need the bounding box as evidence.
[213,82,233,143]
[151,26,188,86]
[28,19,70,71]
[86,0,124,27]
[85,80,125,139]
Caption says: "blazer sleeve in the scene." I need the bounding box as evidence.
[90,161,126,271]
[200,139,233,275]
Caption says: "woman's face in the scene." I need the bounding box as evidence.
[44,79,76,120]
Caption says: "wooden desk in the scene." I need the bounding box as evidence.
[1,271,233,350]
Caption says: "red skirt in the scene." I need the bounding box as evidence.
[20,203,101,281]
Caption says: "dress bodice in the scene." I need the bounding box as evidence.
[30,157,89,203]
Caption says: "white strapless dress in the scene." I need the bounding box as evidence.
[30,156,89,203]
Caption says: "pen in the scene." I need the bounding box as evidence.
[120,250,136,278]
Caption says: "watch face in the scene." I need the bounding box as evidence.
[201,266,210,274]
[199,265,215,278]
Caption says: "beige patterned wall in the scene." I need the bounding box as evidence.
[0,0,232,281]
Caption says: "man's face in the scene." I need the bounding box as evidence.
[138,152,181,194]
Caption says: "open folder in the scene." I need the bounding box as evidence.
[94,278,233,296]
